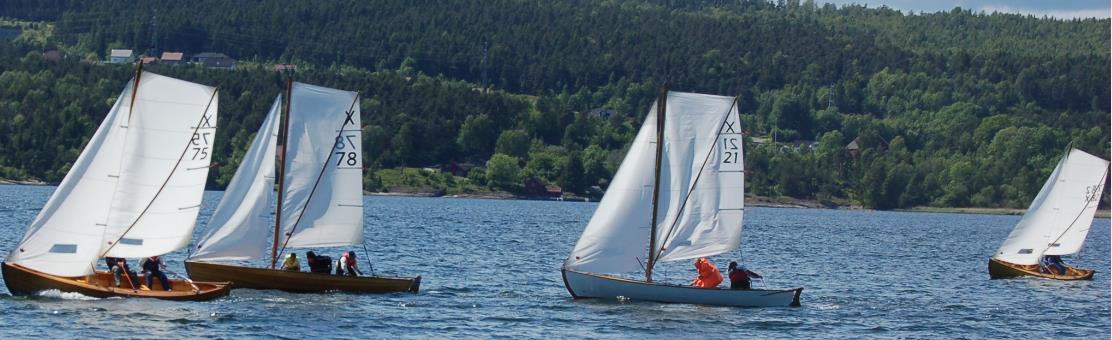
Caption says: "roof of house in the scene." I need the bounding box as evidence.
[110,49,133,58]
[160,52,184,61]
[140,57,157,64]
[846,138,860,150]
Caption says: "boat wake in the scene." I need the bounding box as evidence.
[34,289,100,301]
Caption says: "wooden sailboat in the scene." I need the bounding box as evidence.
[2,67,231,301]
[988,148,1108,280]
[185,80,420,293]
[561,88,802,307]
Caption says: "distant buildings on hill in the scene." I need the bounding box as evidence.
[103,48,240,70]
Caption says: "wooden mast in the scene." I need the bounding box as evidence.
[646,84,667,283]
[127,62,144,120]
[270,78,292,269]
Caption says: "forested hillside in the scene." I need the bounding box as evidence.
[0,0,1107,209]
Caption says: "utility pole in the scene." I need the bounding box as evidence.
[480,41,489,93]
[148,2,158,56]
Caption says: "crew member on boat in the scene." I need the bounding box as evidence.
[1041,255,1066,275]
[337,251,361,276]
[690,257,723,288]
[306,251,332,274]
[282,253,301,271]
[106,257,139,288]
[141,256,171,291]
[727,261,763,290]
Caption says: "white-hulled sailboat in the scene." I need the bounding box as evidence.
[185,81,420,293]
[988,147,1109,280]
[561,88,802,307]
[2,67,231,300]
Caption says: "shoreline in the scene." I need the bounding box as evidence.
[4,181,1107,218]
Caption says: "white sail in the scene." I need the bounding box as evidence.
[565,91,741,274]
[655,93,743,262]
[564,104,658,273]
[5,81,135,277]
[994,148,1109,265]
[190,96,281,261]
[279,82,364,248]
[101,72,218,258]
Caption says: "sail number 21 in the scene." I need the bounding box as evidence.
[722,137,739,164]
[334,134,359,166]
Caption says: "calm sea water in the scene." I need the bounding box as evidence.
[0,184,1108,338]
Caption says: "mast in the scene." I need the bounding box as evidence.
[128,62,144,120]
[270,78,292,268]
[646,84,667,282]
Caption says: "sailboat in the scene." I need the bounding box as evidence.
[988,148,1109,280]
[2,67,231,300]
[561,88,802,307]
[185,81,420,293]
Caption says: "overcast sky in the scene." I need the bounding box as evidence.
[820,0,1110,19]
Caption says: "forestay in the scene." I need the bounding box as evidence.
[101,72,219,259]
[564,91,742,274]
[190,96,281,261]
[994,148,1109,265]
[5,81,135,277]
[279,82,364,248]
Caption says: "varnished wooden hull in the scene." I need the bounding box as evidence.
[185,261,420,293]
[562,268,802,307]
[2,262,231,301]
[988,258,1094,280]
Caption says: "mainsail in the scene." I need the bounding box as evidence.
[279,82,364,248]
[6,72,217,276]
[190,96,281,261]
[993,148,1109,265]
[565,91,742,274]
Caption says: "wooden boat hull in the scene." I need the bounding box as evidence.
[1,262,231,301]
[988,258,1094,280]
[562,268,802,307]
[185,261,420,293]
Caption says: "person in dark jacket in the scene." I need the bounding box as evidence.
[727,261,762,290]
[141,256,171,291]
[306,251,332,274]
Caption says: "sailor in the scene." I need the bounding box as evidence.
[690,257,723,288]
[105,257,138,288]
[1041,255,1066,275]
[306,251,332,274]
[141,256,172,291]
[338,251,361,276]
[727,261,763,290]
[281,253,300,272]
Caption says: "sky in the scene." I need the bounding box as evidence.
[819,0,1111,19]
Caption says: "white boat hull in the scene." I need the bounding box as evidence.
[562,269,802,307]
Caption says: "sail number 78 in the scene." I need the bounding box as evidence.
[334,134,358,166]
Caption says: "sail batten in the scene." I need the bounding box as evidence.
[993,148,1109,265]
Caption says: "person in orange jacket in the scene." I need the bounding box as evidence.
[690,257,723,288]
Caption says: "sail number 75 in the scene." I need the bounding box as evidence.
[722,137,739,164]
[334,134,358,167]
[191,132,211,160]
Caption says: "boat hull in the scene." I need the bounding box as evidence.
[987,258,1094,280]
[562,268,801,307]
[185,261,420,293]
[1,262,231,301]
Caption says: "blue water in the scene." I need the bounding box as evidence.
[0,184,1108,338]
